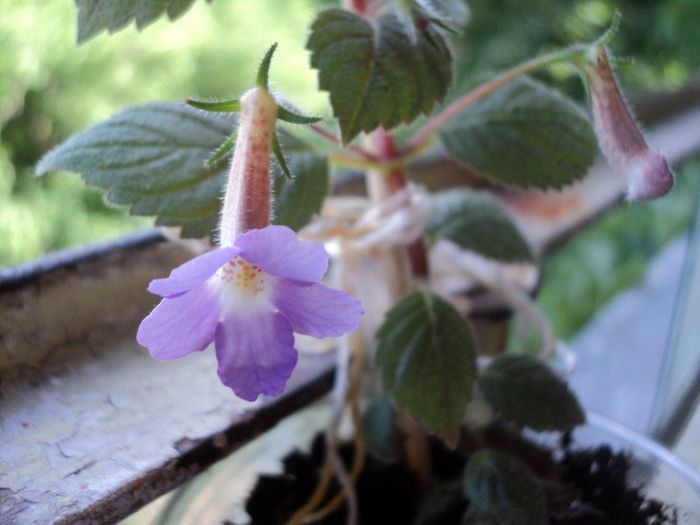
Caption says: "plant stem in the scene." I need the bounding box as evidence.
[307,123,378,161]
[366,128,433,488]
[405,45,587,152]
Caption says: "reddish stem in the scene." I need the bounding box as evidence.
[369,129,429,278]
[307,123,378,161]
[350,0,367,14]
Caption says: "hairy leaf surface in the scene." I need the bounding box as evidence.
[478,354,585,432]
[428,189,532,262]
[37,102,327,237]
[440,77,596,189]
[307,8,452,144]
[377,289,477,443]
[75,0,200,43]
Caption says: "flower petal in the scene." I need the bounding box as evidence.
[235,225,328,284]
[214,310,298,401]
[148,246,240,298]
[137,284,219,360]
[625,150,674,202]
[273,279,364,338]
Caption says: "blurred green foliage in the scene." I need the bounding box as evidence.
[0,0,325,265]
[1,0,699,338]
[539,156,700,339]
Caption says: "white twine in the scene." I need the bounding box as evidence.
[301,188,576,374]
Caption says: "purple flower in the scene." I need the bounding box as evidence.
[586,46,674,201]
[137,225,363,401]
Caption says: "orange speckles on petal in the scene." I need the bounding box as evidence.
[217,257,267,295]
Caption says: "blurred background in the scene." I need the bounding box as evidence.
[1,0,699,338]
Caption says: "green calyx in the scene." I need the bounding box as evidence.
[185,43,321,172]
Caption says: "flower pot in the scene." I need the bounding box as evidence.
[131,406,700,525]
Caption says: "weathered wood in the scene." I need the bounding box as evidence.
[0,232,335,525]
[2,93,700,525]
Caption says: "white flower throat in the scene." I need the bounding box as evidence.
[211,257,274,315]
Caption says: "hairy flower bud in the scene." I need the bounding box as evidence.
[585,46,673,201]
[219,87,277,245]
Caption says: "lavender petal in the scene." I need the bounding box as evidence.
[214,310,298,401]
[235,225,328,284]
[273,279,364,338]
[137,284,219,360]
[148,246,240,298]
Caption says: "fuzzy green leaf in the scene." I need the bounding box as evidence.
[440,77,596,189]
[75,0,198,43]
[478,354,585,432]
[377,289,477,443]
[272,149,328,230]
[277,106,323,125]
[427,189,532,262]
[185,98,241,113]
[464,450,548,525]
[307,8,452,144]
[37,102,327,237]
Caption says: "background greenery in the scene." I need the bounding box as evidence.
[1,0,698,337]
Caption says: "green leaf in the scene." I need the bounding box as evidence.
[439,77,597,189]
[463,450,548,525]
[478,354,585,432]
[37,102,328,237]
[413,480,466,525]
[277,106,323,125]
[427,189,532,262]
[271,133,292,180]
[75,0,198,43]
[307,8,452,144]
[363,396,400,462]
[207,131,237,165]
[272,150,328,230]
[185,98,241,113]
[257,43,278,89]
[376,289,477,443]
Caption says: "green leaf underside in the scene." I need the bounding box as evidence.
[362,396,400,462]
[478,354,585,432]
[427,189,532,262]
[464,450,548,525]
[75,0,197,43]
[307,8,452,144]
[376,289,477,442]
[37,102,328,237]
[439,77,597,189]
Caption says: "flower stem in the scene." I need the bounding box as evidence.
[307,123,378,161]
[365,128,433,487]
[405,45,587,153]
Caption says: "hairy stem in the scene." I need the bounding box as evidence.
[307,123,378,161]
[405,45,586,152]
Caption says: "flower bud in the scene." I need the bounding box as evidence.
[585,46,673,201]
[219,87,277,245]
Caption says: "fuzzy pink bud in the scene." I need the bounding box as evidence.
[586,46,673,201]
[219,87,277,246]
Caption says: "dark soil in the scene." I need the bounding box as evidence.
[237,429,677,525]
